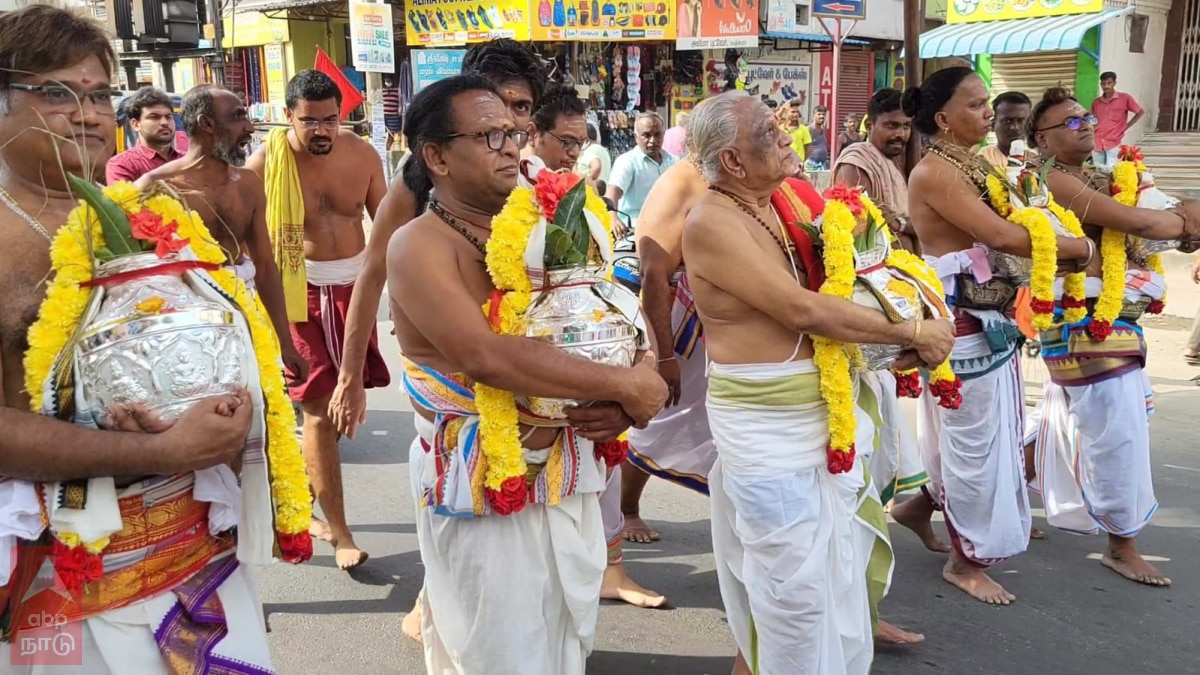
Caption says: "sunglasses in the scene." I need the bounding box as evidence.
[1037,113,1097,133]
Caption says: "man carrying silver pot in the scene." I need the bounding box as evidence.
[387,74,666,674]
[0,6,269,672]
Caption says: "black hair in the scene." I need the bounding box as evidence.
[992,90,1032,111]
[125,86,173,120]
[866,87,903,123]
[900,66,976,136]
[285,69,342,110]
[531,83,588,132]
[401,74,501,215]
[1100,71,1117,82]
[1027,86,1078,145]
[814,105,828,113]
[180,84,217,137]
[461,38,546,109]
[764,98,778,109]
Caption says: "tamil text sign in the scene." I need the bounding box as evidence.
[350,0,396,73]
[405,0,530,46]
[948,0,1103,24]
[676,1,756,49]
[413,49,466,90]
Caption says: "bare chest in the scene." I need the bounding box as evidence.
[0,237,53,403]
[296,161,369,221]
[171,178,253,254]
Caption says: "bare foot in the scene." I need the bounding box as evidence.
[941,558,1015,605]
[731,649,752,675]
[621,515,661,543]
[402,601,423,644]
[600,563,667,608]
[1030,526,1046,540]
[309,517,333,542]
[1102,540,1172,586]
[334,541,369,570]
[891,497,951,553]
[875,620,925,645]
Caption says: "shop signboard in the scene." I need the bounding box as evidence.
[948,0,1103,23]
[709,58,812,114]
[405,0,531,46]
[413,49,466,90]
[221,12,288,48]
[765,0,798,33]
[264,43,287,109]
[350,0,396,73]
[530,0,675,41]
[676,1,757,49]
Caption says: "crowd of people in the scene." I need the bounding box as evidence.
[0,5,1192,674]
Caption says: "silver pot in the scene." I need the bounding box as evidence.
[852,267,923,371]
[523,266,640,421]
[75,252,254,428]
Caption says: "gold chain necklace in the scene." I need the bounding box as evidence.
[928,143,989,193]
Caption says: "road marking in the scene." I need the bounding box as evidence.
[372,430,388,436]
[1163,464,1200,473]
[1086,553,1171,562]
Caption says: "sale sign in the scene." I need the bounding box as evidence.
[676,0,757,49]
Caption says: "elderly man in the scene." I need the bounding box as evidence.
[246,70,390,570]
[1029,86,1200,587]
[388,74,667,674]
[0,6,269,671]
[685,91,955,675]
[106,85,180,183]
[606,112,676,239]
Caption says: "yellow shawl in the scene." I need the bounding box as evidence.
[264,127,308,322]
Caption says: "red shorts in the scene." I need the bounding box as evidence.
[287,282,391,402]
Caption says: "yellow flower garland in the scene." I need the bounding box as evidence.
[1092,228,1128,334]
[886,248,959,389]
[813,199,859,470]
[23,182,311,556]
[1111,155,1166,311]
[1045,200,1089,324]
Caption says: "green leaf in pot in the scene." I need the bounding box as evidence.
[551,179,592,264]
[66,174,139,260]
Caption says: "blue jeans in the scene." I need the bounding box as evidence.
[1092,147,1119,170]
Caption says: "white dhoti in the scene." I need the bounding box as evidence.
[1035,370,1157,536]
[627,341,717,494]
[600,464,625,564]
[707,359,891,675]
[411,417,606,675]
[861,370,929,506]
[918,334,1031,565]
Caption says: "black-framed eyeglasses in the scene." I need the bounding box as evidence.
[547,130,585,151]
[1037,113,1097,133]
[448,128,529,151]
[297,119,339,130]
[8,83,115,112]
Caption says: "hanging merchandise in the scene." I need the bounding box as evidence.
[626,45,641,111]
[530,0,675,39]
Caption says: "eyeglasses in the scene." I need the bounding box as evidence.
[1037,113,1097,133]
[8,83,114,113]
[547,130,585,151]
[297,119,340,130]
[448,128,529,151]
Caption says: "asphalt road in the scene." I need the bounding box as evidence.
[261,321,1200,675]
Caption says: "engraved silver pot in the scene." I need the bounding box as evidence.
[852,268,923,371]
[523,266,640,421]
[75,252,253,428]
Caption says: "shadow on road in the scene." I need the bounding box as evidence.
[586,651,733,674]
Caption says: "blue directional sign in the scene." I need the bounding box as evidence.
[812,0,866,20]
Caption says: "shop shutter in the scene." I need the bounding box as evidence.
[836,49,873,123]
[990,52,1077,101]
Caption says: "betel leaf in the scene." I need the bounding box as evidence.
[66,174,137,259]
[545,223,586,267]
[1038,155,1055,192]
[552,179,591,261]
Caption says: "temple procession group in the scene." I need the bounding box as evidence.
[0,5,1192,675]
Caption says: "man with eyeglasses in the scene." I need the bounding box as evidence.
[389,73,666,675]
[606,112,677,241]
[0,6,270,672]
[246,69,391,573]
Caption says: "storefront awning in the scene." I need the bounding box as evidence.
[918,6,1134,58]
[762,31,870,47]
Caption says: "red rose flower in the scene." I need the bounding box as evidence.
[1148,300,1164,315]
[893,370,923,399]
[129,210,189,258]
[593,439,629,468]
[277,531,314,563]
[486,475,529,516]
[826,446,856,474]
[534,171,582,221]
[1061,295,1087,310]
[1087,320,1113,341]
[52,541,103,596]
[822,183,864,218]
[1030,298,1056,315]
[1118,145,1144,163]
[929,376,964,410]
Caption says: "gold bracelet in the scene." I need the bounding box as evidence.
[906,320,921,349]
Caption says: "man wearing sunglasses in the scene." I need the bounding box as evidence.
[247,69,391,573]
[1090,71,1144,170]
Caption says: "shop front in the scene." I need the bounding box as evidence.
[917,1,1135,106]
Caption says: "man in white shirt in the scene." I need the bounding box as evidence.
[606,112,677,239]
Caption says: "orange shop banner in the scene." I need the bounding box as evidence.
[405,0,531,46]
[676,0,757,50]
[530,0,675,41]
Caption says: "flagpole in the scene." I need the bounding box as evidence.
[903,0,924,175]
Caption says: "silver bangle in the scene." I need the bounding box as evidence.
[1083,237,1097,268]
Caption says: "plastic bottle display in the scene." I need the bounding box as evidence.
[553,0,566,27]
[539,0,552,26]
